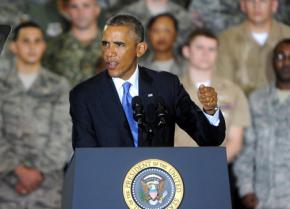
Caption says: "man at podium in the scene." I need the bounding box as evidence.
[69,14,226,148]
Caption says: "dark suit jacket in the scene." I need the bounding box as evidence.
[69,66,225,149]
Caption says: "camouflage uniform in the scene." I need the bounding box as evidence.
[0,0,27,26]
[140,53,185,77]
[0,66,72,209]
[43,31,103,87]
[234,83,290,209]
[0,0,17,75]
[0,46,14,78]
[188,0,243,34]
[120,1,196,46]
[25,0,69,37]
[0,0,67,38]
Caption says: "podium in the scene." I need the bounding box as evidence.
[62,147,232,209]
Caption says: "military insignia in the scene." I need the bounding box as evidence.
[123,159,184,209]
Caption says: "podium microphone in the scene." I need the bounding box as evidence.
[132,96,145,127]
[155,96,168,127]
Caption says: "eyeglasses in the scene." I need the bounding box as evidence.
[274,52,290,62]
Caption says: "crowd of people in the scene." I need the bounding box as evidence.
[0,0,290,209]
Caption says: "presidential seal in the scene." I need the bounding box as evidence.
[123,159,184,209]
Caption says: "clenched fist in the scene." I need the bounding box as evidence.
[242,193,258,208]
[198,84,218,115]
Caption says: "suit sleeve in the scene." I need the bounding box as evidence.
[70,87,99,149]
[173,76,226,146]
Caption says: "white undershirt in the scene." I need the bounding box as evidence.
[251,32,269,46]
[112,65,139,102]
[18,72,39,90]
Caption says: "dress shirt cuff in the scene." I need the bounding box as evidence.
[203,109,220,126]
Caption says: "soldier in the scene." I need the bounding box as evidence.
[0,21,71,209]
[234,38,290,209]
[140,13,185,77]
[0,0,27,77]
[119,0,196,46]
[44,0,103,87]
[216,0,290,96]
[25,0,69,37]
[0,0,27,26]
[0,0,68,38]
[188,0,243,33]
[174,28,250,209]
[0,0,68,77]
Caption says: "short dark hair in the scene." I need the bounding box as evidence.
[12,21,44,41]
[105,14,144,43]
[147,13,179,32]
[273,38,290,55]
[184,28,218,46]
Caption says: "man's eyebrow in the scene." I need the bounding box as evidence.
[113,41,125,45]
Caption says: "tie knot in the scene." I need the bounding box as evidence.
[123,82,132,94]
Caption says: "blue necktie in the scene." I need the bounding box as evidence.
[122,82,138,147]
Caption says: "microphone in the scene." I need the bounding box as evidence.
[155,96,168,127]
[132,96,145,127]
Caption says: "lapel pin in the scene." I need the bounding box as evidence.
[147,93,153,97]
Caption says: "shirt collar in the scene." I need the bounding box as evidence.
[112,65,139,96]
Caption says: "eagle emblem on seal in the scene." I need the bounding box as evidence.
[140,174,168,206]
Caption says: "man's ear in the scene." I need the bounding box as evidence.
[182,46,190,59]
[136,42,148,58]
[41,42,47,55]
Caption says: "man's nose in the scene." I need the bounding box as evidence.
[105,45,117,57]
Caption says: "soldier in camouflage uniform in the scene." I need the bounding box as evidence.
[0,0,68,37]
[0,22,71,209]
[188,0,243,34]
[0,1,27,77]
[44,0,103,87]
[25,0,69,37]
[120,0,196,47]
[0,0,27,26]
[234,39,290,209]
[0,0,69,77]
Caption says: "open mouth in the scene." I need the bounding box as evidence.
[106,61,119,69]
